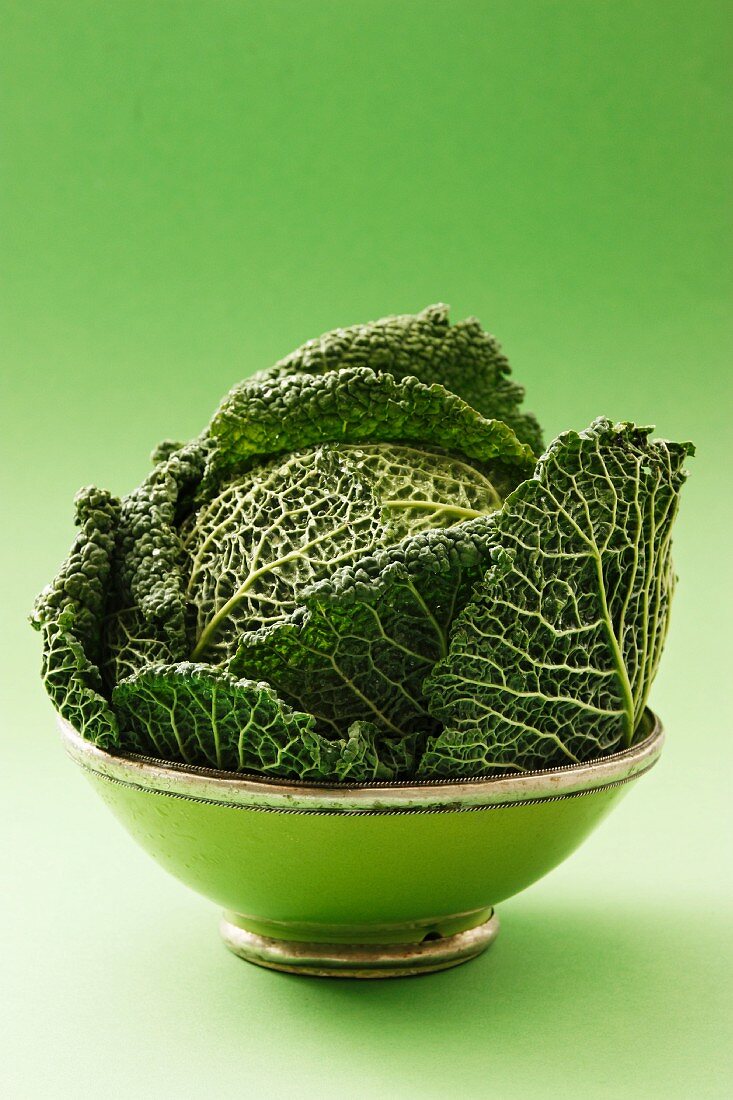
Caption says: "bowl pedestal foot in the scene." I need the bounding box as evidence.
[219,908,500,978]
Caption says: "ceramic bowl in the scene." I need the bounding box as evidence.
[60,711,663,978]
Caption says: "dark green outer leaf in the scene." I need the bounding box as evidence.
[113,663,414,779]
[103,441,208,684]
[30,487,121,747]
[38,613,119,748]
[251,303,543,452]
[420,418,693,776]
[202,367,536,495]
[231,518,499,741]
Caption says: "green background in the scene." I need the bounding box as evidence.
[2,2,731,1096]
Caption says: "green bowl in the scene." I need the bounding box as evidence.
[60,711,663,978]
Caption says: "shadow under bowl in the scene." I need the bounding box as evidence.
[60,711,663,978]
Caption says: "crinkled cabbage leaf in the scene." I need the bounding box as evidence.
[420,419,693,775]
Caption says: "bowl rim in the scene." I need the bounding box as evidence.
[59,710,664,815]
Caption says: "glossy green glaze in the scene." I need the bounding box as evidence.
[62,714,663,949]
[91,775,625,927]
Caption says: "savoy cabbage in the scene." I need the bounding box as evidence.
[31,305,692,780]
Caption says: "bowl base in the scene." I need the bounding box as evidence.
[219,910,500,978]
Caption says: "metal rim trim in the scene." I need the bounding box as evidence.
[68,751,659,815]
[59,712,664,813]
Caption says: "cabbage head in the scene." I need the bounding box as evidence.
[31,305,692,780]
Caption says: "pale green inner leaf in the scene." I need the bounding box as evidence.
[183,443,500,664]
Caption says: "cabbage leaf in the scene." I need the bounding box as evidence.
[113,663,413,778]
[250,303,543,453]
[204,366,535,491]
[420,419,693,775]
[186,443,505,665]
[231,518,500,741]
